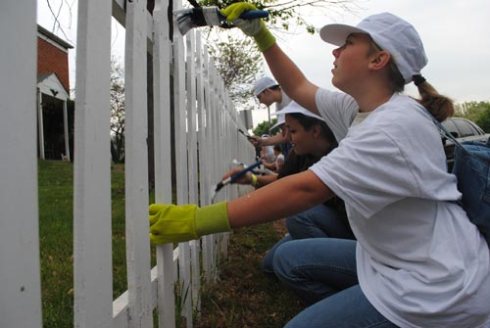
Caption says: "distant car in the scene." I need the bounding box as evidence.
[441,117,490,171]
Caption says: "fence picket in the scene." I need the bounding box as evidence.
[0,2,42,328]
[72,0,113,327]
[172,1,193,325]
[152,0,177,327]
[185,31,202,313]
[124,0,153,326]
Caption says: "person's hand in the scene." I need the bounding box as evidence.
[222,167,253,185]
[149,202,231,245]
[248,135,261,147]
[249,135,266,147]
[220,2,276,52]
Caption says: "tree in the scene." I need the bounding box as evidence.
[456,101,490,133]
[110,58,125,163]
[253,118,278,136]
[207,35,262,110]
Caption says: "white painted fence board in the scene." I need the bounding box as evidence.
[112,0,154,42]
[0,2,42,328]
[152,0,177,327]
[124,0,153,327]
[185,31,201,314]
[200,49,214,281]
[73,0,113,327]
[172,1,192,325]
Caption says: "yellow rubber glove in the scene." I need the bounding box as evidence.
[149,201,231,245]
[220,2,276,52]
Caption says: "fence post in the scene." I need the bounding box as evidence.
[124,0,153,326]
[72,0,113,327]
[0,2,42,327]
[172,1,193,326]
[185,31,202,314]
[152,0,177,326]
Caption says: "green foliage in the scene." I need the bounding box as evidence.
[455,101,490,132]
[253,117,278,136]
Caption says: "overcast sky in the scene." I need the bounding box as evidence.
[37,0,490,126]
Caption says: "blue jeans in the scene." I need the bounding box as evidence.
[262,204,354,275]
[274,239,398,328]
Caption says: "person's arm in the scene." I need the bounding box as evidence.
[149,170,332,244]
[261,132,287,146]
[228,170,331,227]
[263,44,320,115]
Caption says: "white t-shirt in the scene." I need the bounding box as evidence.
[316,88,358,142]
[310,92,490,327]
[276,90,292,111]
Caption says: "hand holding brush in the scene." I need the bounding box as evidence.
[174,5,269,35]
[210,160,261,203]
[220,2,276,52]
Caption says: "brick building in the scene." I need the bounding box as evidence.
[37,25,74,160]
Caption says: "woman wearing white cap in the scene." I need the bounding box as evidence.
[222,101,355,277]
[150,5,490,328]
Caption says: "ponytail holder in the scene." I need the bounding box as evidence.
[413,74,426,86]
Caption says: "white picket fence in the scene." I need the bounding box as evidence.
[0,0,255,327]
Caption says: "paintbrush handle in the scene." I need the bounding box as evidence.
[239,10,269,20]
[229,161,262,184]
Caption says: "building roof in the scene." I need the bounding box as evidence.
[37,25,74,50]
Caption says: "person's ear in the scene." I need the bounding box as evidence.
[311,124,322,138]
[369,50,391,71]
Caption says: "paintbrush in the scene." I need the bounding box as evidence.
[238,128,255,141]
[174,6,269,35]
[210,160,262,203]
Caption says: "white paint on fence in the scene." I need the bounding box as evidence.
[124,0,154,327]
[185,31,202,314]
[0,2,42,328]
[73,0,114,327]
[172,2,193,326]
[152,0,177,327]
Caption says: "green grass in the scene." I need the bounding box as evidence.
[38,160,127,328]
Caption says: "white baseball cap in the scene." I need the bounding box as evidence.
[320,12,427,84]
[270,114,285,130]
[272,101,325,122]
[253,76,278,96]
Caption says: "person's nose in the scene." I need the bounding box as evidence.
[332,47,341,58]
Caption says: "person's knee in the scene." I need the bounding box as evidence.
[272,241,297,281]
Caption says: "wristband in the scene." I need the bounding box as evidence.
[250,173,258,187]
